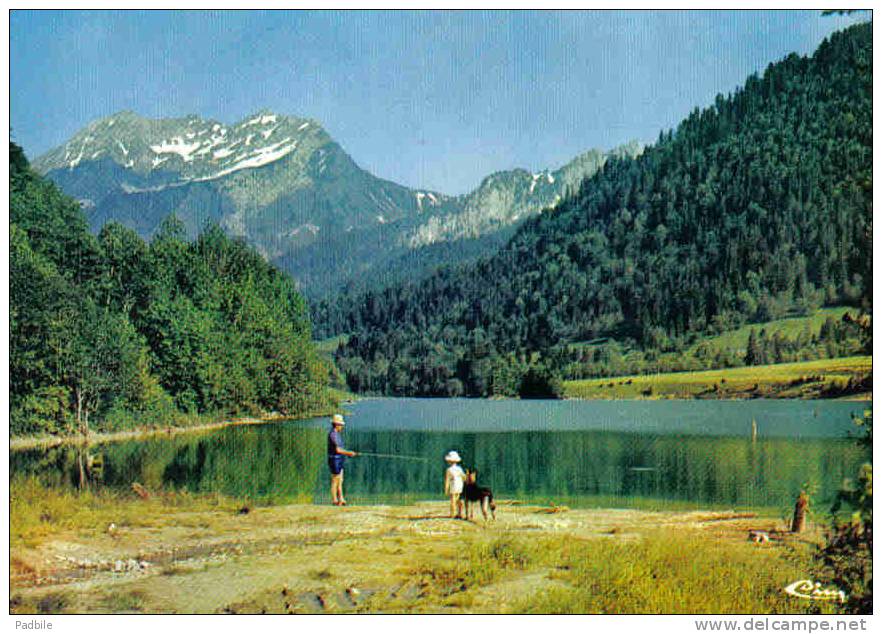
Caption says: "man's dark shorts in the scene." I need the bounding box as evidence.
[328,455,345,475]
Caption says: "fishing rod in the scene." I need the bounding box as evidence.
[355,451,429,462]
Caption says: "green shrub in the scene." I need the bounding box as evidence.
[10,387,72,436]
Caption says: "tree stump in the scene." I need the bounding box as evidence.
[791,491,808,533]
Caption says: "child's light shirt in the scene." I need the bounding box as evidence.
[445,464,465,495]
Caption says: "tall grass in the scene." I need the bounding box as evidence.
[515,532,822,614]
[10,476,246,550]
[392,531,821,613]
[463,534,533,586]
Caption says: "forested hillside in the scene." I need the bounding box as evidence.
[326,23,872,397]
[10,142,334,436]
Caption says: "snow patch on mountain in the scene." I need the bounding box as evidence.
[287,224,320,238]
[529,171,555,194]
[529,173,541,194]
[38,110,326,185]
[415,191,443,210]
[121,181,179,194]
[195,138,298,181]
[150,138,202,162]
[246,113,277,126]
[315,149,329,174]
[69,144,86,169]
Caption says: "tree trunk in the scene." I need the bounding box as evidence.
[76,389,83,434]
[75,389,88,437]
[791,491,808,533]
[77,449,87,490]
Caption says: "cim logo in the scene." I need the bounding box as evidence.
[784,580,846,603]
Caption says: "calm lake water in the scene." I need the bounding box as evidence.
[11,399,870,510]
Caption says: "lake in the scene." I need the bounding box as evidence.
[10,399,870,511]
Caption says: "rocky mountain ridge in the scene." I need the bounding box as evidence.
[36,110,641,297]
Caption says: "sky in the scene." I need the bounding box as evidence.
[9,10,865,195]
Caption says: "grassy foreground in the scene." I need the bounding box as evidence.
[10,479,838,615]
[563,356,872,400]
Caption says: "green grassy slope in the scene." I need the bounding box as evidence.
[563,356,872,400]
[685,307,854,356]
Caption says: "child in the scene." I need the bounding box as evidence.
[444,450,465,518]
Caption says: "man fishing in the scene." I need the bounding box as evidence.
[328,414,357,506]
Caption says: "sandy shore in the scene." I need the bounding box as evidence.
[10,499,818,614]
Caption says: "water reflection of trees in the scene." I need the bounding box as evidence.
[159,426,325,501]
[12,428,867,507]
[11,426,325,502]
[10,444,106,490]
[344,430,866,507]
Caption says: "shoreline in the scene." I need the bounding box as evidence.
[10,411,305,452]
[11,387,358,451]
[11,392,871,451]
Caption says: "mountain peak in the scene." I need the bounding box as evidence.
[34,109,329,180]
[105,109,143,121]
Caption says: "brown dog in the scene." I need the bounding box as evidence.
[463,469,496,521]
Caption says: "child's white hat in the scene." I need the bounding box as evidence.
[444,450,461,463]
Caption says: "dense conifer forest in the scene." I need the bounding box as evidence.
[318,24,872,397]
[10,143,334,436]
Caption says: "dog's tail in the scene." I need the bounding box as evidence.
[490,493,496,519]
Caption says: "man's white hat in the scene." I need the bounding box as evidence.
[444,450,461,463]
[332,414,345,426]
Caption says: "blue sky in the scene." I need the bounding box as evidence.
[10,10,864,194]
